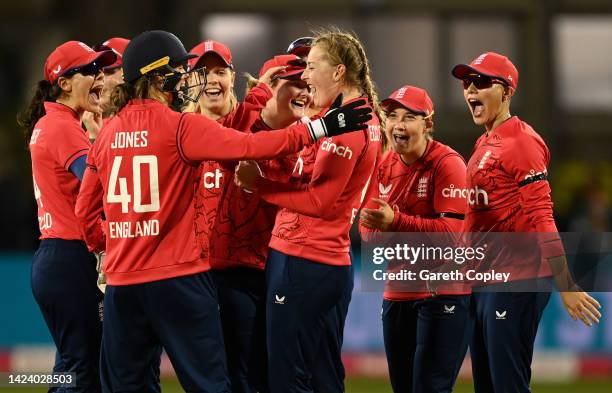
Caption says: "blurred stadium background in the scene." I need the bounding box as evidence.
[0,0,611,391]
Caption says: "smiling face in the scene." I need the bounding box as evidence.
[301,44,341,108]
[275,78,312,119]
[385,103,430,162]
[265,78,312,127]
[462,74,510,129]
[198,54,235,119]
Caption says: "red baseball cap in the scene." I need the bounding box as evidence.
[382,86,434,117]
[258,55,306,80]
[451,51,518,90]
[44,41,117,84]
[189,40,233,69]
[97,37,130,70]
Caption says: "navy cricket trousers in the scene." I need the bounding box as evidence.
[311,263,353,393]
[213,267,268,393]
[31,239,104,393]
[100,272,229,393]
[470,290,551,393]
[265,249,352,393]
[382,295,471,393]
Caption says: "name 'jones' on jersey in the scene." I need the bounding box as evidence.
[107,130,160,239]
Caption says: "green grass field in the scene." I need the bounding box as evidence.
[3,378,611,392]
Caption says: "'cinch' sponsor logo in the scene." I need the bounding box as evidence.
[321,139,353,160]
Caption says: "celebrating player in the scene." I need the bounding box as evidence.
[235,29,383,393]
[81,37,129,140]
[359,85,471,393]
[203,54,311,393]
[452,52,602,393]
[74,29,371,393]
[17,40,116,392]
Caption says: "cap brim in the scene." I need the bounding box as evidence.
[381,98,426,116]
[92,50,119,69]
[64,50,118,76]
[275,69,304,80]
[452,63,505,81]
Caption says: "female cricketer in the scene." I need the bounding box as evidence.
[359,85,471,393]
[18,40,116,392]
[452,51,602,393]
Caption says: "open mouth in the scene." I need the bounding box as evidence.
[88,85,103,105]
[468,98,485,117]
[392,132,409,145]
[291,98,306,110]
[204,88,222,98]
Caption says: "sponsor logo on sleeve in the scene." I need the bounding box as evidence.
[321,139,353,160]
[441,184,469,199]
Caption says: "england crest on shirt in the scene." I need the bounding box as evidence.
[417,177,428,198]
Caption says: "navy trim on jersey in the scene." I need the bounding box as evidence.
[437,212,465,220]
[63,149,88,170]
[69,155,87,181]
[518,173,547,187]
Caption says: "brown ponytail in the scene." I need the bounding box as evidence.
[17,80,62,146]
[109,77,152,116]
[312,27,388,150]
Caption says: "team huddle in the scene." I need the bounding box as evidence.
[18,26,603,393]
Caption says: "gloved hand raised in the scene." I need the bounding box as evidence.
[306,94,372,140]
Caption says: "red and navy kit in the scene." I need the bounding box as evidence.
[257,98,382,266]
[360,141,469,300]
[30,102,90,240]
[208,117,301,270]
[75,98,315,286]
[465,116,562,279]
[193,83,272,262]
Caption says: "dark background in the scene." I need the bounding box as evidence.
[1,0,611,251]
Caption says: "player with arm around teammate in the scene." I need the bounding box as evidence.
[359,86,471,393]
[235,29,383,393]
[73,29,371,393]
[451,51,602,393]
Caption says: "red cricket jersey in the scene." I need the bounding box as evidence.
[464,116,562,280]
[209,117,302,270]
[359,141,469,300]
[193,83,272,262]
[75,98,314,285]
[257,99,383,266]
[29,102,90,240]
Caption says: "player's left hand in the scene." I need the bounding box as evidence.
[234,160,262,192]
[360,198,396,231]
[560,290,602,327]
[82,110,103,140]
[259,65,287,87]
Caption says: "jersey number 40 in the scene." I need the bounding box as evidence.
[107,155,160,213]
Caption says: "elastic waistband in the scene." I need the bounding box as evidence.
[39,238,88,250]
